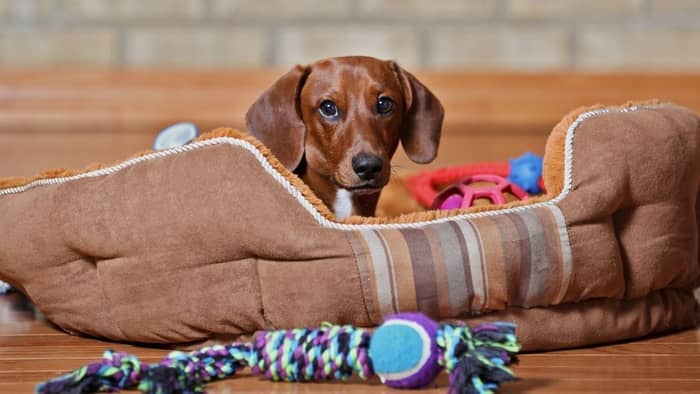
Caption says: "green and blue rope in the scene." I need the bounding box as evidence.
[36,314,520,394]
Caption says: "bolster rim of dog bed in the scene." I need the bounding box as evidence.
[0,99,698,351]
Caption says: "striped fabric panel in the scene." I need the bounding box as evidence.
[350,204,573,323]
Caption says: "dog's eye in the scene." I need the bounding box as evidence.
[319,100,339,119]
[377,97,394,115]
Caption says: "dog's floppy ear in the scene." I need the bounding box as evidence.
[392,62,444,164]
[245,65,310,170]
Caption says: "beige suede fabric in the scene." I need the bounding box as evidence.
[559,105,700,302]
[0,102,698,351]
[0,143,367,342]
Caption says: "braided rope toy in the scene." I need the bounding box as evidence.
[36,313,520,394]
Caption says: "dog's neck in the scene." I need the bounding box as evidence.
[298,167,380,219]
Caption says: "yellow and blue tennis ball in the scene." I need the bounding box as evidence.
[369,313,441,389]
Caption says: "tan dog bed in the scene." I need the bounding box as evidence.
[0,101,698,351]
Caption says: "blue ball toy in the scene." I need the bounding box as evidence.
[508,152,544,194]
[153,122,199,150]
[369,313,441,388]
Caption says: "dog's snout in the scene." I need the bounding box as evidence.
[352,153,383,181]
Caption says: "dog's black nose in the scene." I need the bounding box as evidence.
[352,153,383,181]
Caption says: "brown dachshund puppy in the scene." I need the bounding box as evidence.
[246,56,444,218]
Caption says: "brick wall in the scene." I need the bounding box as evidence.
[1,0,699,70]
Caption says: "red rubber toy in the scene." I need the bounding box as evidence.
[406,162,510,208]
[430,174,529,210]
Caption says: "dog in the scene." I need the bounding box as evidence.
[245,56,444,218]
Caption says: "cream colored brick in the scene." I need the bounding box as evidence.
[124,28,266,67]
[508,0,644,18]
[578,29,700,70]
[650,0,700,14]
[427,27,569,70]
[63,0,204,20]
[358,0,496,18]
[0,29,118,67]
[0,0,54,20]
[277,27,419,67]
[211,0,350,18]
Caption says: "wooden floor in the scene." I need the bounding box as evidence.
[1,292,698,393]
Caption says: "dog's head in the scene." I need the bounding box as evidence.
[246,56,444,194]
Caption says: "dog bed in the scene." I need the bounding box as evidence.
[0,101,698,351]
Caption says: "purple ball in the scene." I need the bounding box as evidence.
[369,313,441,389]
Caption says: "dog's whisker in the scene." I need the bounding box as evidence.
[390,165,408,177]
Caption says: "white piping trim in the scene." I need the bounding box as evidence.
[0,104,667,231]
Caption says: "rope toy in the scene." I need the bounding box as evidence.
[36,312,520,394]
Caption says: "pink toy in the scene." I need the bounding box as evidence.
[430,174,529,210]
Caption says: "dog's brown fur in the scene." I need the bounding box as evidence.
[246,56,444,217]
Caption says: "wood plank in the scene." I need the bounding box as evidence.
[1,71,699,136]
[513,366,700,380]
[0,333,161,348]
[0,132,153,178]
[501,378,700,393]
[8,378,700,394]
[0,357,164,372]
[539,342,700,355]
[8,374,700,394]
[0,346,168,359]
[517,354,700,368]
